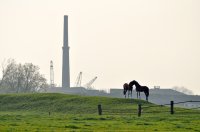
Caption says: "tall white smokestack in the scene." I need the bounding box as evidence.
[62,15,70,88]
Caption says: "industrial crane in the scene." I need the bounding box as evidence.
[74,72,82,87]
[84,76,97,89]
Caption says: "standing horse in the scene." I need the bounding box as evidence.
[129,80,149,101]
[123,83,133,98]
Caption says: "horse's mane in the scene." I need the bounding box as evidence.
[129,80,140,87]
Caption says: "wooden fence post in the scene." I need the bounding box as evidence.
[98,104,102,115]
[138,104,142,117]
[170,101,174,114]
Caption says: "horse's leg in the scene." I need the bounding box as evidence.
[139,92,141,99]
[146,93,148,102]
[145,92,147,101]
[131,90,132,98]
[145,93,147,101]
[146,95,148,101]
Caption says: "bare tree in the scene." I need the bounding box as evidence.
[21,63,48,92]
[0,59,48,93]
[0,59,18,92]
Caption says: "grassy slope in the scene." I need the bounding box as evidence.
[0,93,149,113]
[0,93,199,131]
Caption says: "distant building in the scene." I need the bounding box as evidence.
[150,88,185,95]
[46,87,200,108]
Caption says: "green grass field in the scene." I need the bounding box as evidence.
[0,93,199,131]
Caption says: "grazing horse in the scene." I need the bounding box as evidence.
[123,83,133,98]
[129,80,149,101]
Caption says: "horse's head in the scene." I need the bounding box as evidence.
[123,83,128,95]
[123,89,126,95]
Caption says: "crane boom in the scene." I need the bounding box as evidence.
[84,76,97,89]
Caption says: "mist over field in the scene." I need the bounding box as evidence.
[0,0,200,94]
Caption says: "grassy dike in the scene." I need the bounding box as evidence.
[0,93,199,131]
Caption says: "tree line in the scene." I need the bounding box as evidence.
[0,59,48,93]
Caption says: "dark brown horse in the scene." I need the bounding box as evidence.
[123,83,133,98]
[129,80,149,101]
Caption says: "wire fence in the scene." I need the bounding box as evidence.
[97,100,200,116]
[102,109,138,115]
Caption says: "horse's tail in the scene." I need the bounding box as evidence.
[146,87,149,97]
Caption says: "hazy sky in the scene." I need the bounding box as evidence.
[0,0,200,94]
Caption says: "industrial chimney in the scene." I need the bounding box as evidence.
[62,15,70,88]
